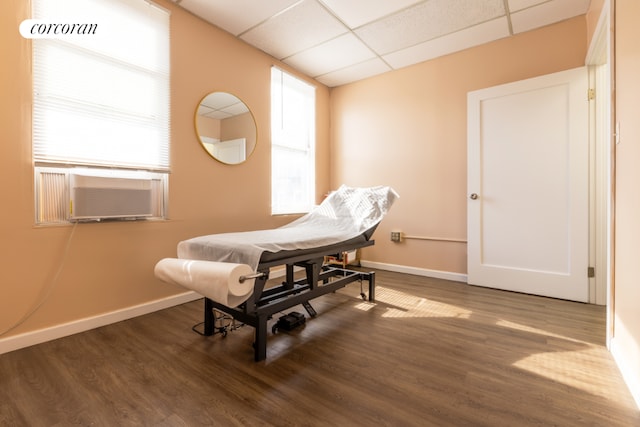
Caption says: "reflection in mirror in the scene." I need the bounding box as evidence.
[195,92,257,164]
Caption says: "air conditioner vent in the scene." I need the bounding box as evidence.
[72,187,152,219]
[70,173,154,221]
[35,167,167,224]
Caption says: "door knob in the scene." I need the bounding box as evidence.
[469,193,478,200]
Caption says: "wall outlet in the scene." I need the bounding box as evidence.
[390,231,402,242]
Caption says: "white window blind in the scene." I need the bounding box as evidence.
[271,67,316,215]
[32,0,170,171]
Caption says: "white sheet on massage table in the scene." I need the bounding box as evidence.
[177,185,399,271]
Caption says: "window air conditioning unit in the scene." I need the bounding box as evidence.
[70,171,154,221]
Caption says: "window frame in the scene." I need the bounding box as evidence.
[31,0,171,224]
[270,67,316,215]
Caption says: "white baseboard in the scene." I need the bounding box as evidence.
[610,336,640,410]
[0,265,342,356]
[360,260,467,283]
[0,291,201,356]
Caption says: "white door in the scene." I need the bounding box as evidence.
[213,138,246,164]
[467,67,589,302]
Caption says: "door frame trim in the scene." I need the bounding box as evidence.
[585,0,613,343]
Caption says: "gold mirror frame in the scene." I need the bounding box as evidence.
[195,92,257,164]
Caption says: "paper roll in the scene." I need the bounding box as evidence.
[154,258,256,307]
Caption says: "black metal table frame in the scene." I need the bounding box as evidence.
[201,240,376,361]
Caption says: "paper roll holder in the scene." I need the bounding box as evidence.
[239,271,267,283]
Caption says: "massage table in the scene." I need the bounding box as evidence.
[155,185,398,361]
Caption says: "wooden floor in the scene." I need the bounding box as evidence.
[1,269,638,426]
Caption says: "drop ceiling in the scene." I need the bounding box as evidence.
[173,0,591,87]
[197,92,250,119]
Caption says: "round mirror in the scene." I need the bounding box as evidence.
[195,92,257,164]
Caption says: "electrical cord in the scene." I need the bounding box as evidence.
[191,321,207,336]
[0,222,78,337]
[192,309,243,336]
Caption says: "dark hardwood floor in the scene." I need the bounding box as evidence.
[1,269,638,426]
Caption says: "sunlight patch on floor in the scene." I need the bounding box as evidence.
[346,285,636,410]
[496,319,632,406]
[353,301,376,311]
[367,286,472,319]
[495,319,582,342]
[513,346,630,405]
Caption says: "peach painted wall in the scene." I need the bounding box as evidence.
[220,112,257,156]
[196,112,257,160]
[613,0,640,405]
[0,0,330,343]
[196,115,221,140]
[586,0,605,43]
[330,16,588,275]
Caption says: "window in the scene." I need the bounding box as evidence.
[271,67,316,214]
[32,0,170,223]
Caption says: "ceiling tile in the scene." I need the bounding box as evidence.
[198,92,249,119]
[223,102,251,116]
[176,0,592,87]
[508,0,551,13]
[319,0,424,29]
[201,109,232,120]
[383,17,510,69]
[240,0,348,59]
[316,58,391,87]
[284,33,376,77]
[511,0,591,34]
[200,92,241,109]
[178,0,300,35]
[355,0,506,55]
